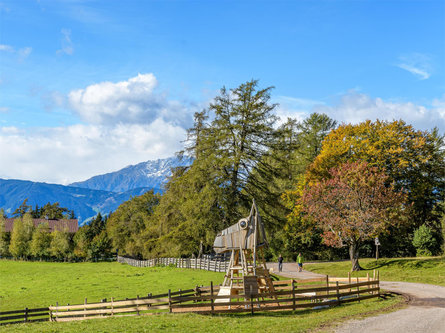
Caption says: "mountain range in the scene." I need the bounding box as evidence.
[0,156,191,224]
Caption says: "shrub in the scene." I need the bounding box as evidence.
[412,225,438,257]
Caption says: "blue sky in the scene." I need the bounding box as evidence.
[0,0,444,184]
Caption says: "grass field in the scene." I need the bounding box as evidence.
[0,260,404,332]
[0,260,224,311]
[305,256,445,286]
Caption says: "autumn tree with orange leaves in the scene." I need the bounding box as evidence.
[300,161,407,271]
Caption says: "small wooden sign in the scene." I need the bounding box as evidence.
[243,276,259,297]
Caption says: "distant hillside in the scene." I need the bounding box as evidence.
[70,156,192,192]
[0,178,153,224]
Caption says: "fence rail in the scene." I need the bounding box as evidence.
[0,307,49,326]
[117,255,230,273]
[47,276,380,322]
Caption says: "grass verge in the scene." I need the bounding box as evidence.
[305,257,445,286]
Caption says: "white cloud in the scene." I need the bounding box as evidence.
[0,106,9,113]
[396,53,432,80]
[313,91,445,132]
[56,28,74,55]
[0,73,197,184]
[18,47,32,61]
[0,121,186,184]
[274,96,325,125]
[0,44,32,60]
[68,73,193,126]
[0,44,14,52]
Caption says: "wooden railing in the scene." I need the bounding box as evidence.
[48,276,380,322]
[0,307,49,326]
[117,255,230,273]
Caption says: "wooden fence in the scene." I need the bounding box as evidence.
[0,307,49,325]
[47,275,380,322]
[117,255,230,273]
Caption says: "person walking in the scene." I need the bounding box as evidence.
[278,254,283,272]
[297,252,303,272]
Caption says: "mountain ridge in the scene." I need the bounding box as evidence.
[0,156,192,224]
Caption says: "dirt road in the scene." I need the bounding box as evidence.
[267,262,445,333]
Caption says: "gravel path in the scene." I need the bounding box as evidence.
[334,281,445,333]
[267,262,445,333]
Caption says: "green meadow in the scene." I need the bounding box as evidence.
[0,260,224,311]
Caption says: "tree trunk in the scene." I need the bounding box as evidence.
[349,242,362,271]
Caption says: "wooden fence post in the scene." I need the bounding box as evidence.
[250,285,254,315]
[136,295,140,315]
[24,308,28,322]
[291,280,296,311]
[210,281,215,315]
[84,298,87,318]
[348,272,351,292]
[326,275,329,297]
[56,302,59,321]
[336,281,340,305]
[377,271,380,298]
[367,273,370,294]
[111,297,114,316]
[356,277,360,302]
[168,289,172,313]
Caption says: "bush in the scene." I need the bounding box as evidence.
[412,225,438,257]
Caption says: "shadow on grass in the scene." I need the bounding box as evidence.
[366,257,443,270]
[204,295,396,319]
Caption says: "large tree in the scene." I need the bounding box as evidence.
[305,120,444,256]
[300,161,407,271]
[147,80,280,257]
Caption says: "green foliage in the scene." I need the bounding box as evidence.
[12,199,32,217]
[74,213,112,260]
[9,213,34,258]
[304,120,445,256]
[50,229,71,260]
[9,218,28,258]
[30,222,51,259]
[0,214,10,256]
[412,224,438,256]
[146,80,281,258]
[106,191,160,258]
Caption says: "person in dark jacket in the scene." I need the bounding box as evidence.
[278,254,283,272]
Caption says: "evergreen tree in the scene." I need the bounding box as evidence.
[147,80,280,257]
[12,199,31,217]
[41,202,68,220]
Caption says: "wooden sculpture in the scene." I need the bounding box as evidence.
[213,200,275,301]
